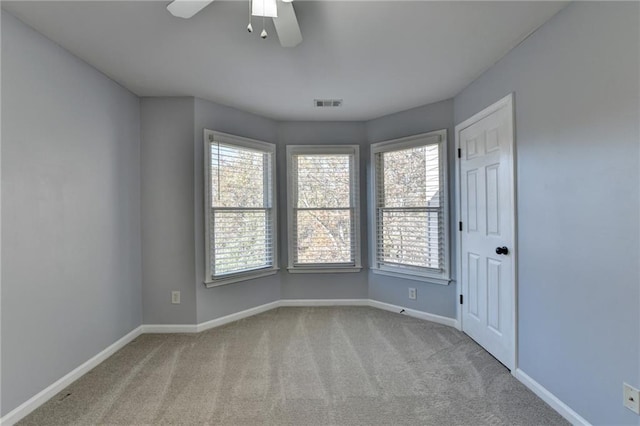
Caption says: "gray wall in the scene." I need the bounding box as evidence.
[277,122,369,300]
[454,2,640,424]
[1,11,142,416]
[141,101,459,320]
[194,98,281,324]
[140,97,284,326]
[140,101,375,324]
[140,97,197,325]
[365,100,458,318]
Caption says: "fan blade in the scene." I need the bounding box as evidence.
[272,0,302,48]
[167,0,213,19]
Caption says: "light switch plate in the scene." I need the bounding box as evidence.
[623,383,640,414]
[171,291,181,304]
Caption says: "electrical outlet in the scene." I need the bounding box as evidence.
[624,383,640,414]
[171,291,181,304]
[408,287,417,300]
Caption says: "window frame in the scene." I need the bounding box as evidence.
[369,129,450,285]
[203,129,278,287]
[286,145,362,273]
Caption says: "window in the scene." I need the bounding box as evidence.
[287,145,361,273]
[204,130,277,286]
[370,130,450,284]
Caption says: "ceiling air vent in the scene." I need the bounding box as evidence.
[314,99,343,108]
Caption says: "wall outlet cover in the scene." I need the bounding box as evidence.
[624,383,640,414]
[171,291,181,304]
[408,288,417,300]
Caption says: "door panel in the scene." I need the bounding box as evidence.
[466,170,479,232]
[457,95,515,370]
[487,258,501,333]
[486,164,500,235]
[468,252,480,318]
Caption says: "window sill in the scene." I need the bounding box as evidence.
[370,268,451,285]
[287,267,362,274]
[204,268,279,288]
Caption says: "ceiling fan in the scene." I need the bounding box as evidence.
[166,0,302,47]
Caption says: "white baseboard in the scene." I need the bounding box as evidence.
[368,299,459,328]
[0,326,143,426]
[141,324,198,333]
[515,369,590,426]
[196,300,281,332]
[278,299,459,329]
[279,298,369,307]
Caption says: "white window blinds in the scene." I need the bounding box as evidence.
[371,130,449,283]
[287,145,361,272]
[204,131,277,285]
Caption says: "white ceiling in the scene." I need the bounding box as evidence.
[2,1,568,121]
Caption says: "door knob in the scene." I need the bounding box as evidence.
[495,246,509,255]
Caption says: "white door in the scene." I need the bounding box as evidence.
[456,94,516,370]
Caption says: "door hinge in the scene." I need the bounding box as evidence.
[459,221,463,231]
[457,148,461,158]
[459,294,463,305]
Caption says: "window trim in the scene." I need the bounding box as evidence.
[203,129,278,287]
[369,129,450,285]
[286,144,362,273]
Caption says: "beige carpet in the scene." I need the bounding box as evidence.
[19,307,567,425]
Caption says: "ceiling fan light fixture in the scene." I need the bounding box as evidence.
[166,0,301,48]
[252,0,277,18]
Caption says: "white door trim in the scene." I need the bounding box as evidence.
[454,92,518,373]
